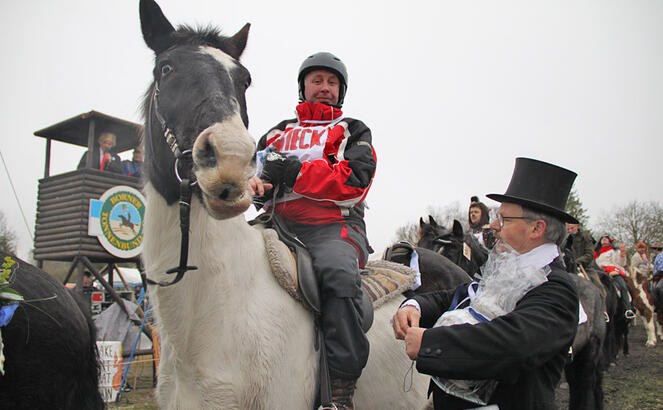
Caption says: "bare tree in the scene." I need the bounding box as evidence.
[594,201,663,256]
[0,211,18,255]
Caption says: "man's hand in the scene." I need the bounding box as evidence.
[261,151,302,188]
[392,305,421,340]
[248,175,273,196]
[405,327,426,360]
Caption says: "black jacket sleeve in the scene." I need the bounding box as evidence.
[414,268,578,383]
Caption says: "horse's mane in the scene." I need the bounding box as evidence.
[172,24,232,50]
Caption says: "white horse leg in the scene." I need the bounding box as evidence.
[355,297,430,409]
[642,315,657,347]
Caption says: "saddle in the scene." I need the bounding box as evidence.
[252,214,418,332]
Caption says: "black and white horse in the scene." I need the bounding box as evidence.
[0,252,103,409]
[417,217,607,410]
[138,1,429,408]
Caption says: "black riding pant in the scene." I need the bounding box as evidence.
[283,217,370,380]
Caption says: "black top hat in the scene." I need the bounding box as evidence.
[487,158,578,224]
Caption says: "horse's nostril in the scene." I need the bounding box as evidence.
[196,140,217,168]
[218,188,230,201]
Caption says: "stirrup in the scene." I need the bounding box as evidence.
[625,310,636,320]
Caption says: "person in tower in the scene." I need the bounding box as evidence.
[77,132,123,173]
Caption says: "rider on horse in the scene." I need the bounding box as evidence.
[249,52,376,409]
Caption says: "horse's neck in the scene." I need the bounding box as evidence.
[143,182,266,303]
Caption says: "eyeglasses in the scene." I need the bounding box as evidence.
[496,214,535,228]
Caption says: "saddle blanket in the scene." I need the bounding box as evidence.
[262,228,417,309]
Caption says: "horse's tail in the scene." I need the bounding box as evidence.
[68,290,105,409]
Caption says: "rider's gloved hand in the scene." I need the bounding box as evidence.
[260,151,302,189]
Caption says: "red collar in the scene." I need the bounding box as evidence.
[296,101,343,124]
[597,246,613,256]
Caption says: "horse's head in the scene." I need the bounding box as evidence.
[417,215,452,253]
[417,217,476,271]
[140,0,254,219]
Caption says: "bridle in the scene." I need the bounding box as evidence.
[145,81,199,287]
[433,234,466,268]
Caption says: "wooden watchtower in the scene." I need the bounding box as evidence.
[32,111,146,317]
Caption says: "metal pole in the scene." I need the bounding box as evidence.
[44,138,51,178]
[86,118,96,169]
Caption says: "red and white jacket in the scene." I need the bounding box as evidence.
[256,102,376,225]
[595,246,628,278]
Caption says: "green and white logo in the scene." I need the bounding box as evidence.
[88,186,146,258]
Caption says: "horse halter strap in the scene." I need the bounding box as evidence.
[147,83,198,287]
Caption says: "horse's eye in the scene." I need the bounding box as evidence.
[161,64,173,77]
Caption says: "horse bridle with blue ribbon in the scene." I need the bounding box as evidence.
[145,82,198,287]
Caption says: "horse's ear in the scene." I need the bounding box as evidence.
[452,219,464,237]
[140,0,175,54]
[419,217,425,228]
[429,215,438,227]
[223,23,251,60]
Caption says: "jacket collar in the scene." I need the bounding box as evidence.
[296,101,343,125]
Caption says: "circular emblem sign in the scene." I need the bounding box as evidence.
[89,186,146,258]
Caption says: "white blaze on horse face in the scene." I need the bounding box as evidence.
[199,45,237,73]
[193,116,255,220]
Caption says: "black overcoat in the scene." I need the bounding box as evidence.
[77,150,123,174]
[413,258,578,410]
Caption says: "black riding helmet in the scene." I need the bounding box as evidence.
[298,52,348,108]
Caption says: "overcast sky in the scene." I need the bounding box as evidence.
[1,0,662,260]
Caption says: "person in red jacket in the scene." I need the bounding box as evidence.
[249,52,376,409]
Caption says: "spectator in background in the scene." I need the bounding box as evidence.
[651,243,663,278]
[77,132,123,173]
[595,235,635,319]
[564,223,603,290]
[565,223,595,269]
[81,271,98,289]
[123,146,144,178]
[651,243,663,304]
[630,241,653,278]
[469,196,496,249]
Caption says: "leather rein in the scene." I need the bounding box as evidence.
[145,82,198,287]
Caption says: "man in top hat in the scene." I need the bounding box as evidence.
[392,158,579,410]
[77,132,123,174]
